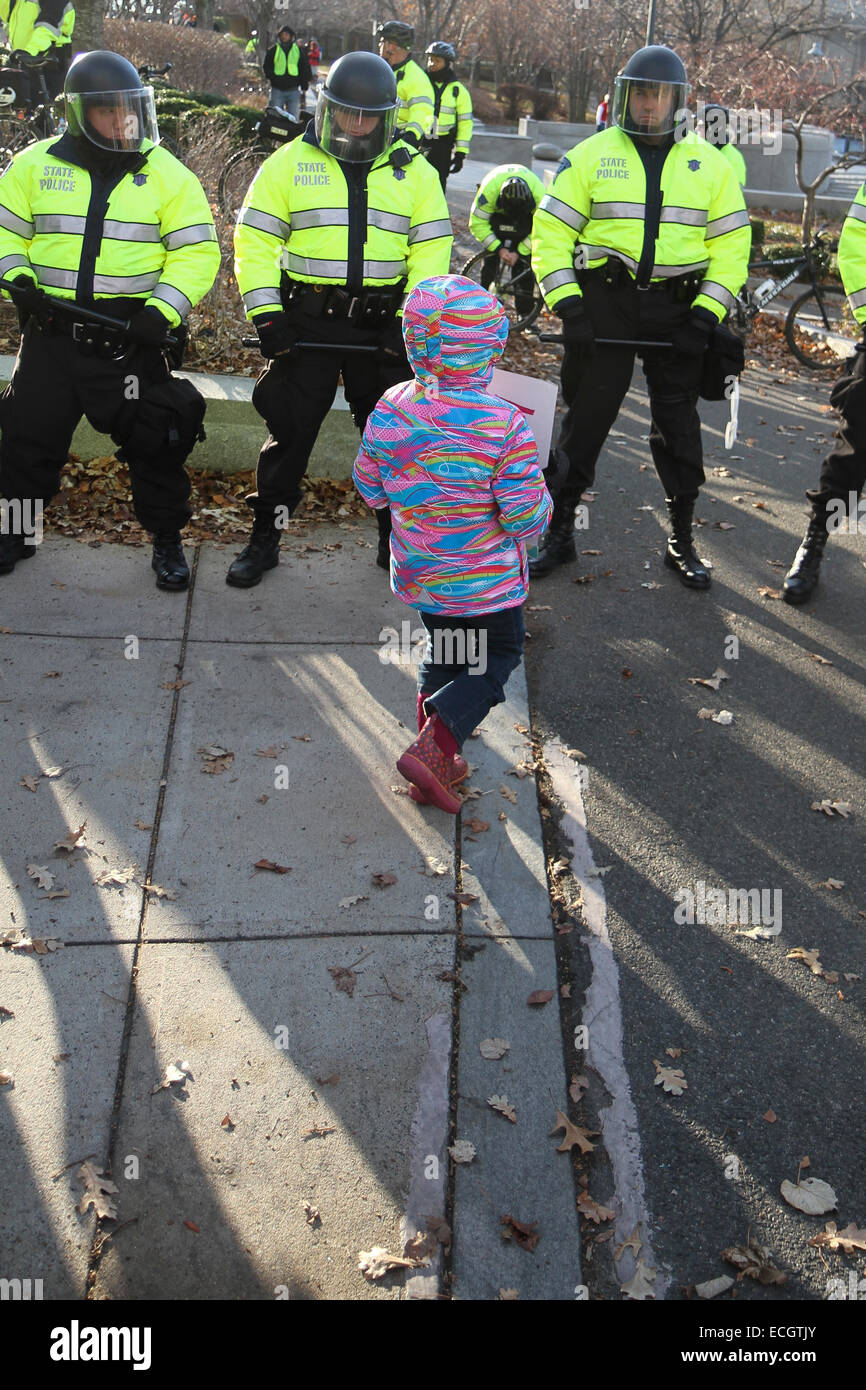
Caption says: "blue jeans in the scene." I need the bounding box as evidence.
[417,606,526,748]
[270,88,300,117]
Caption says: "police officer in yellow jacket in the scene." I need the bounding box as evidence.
[702,105,747,187]
[531,45,751,587]
[423,41,472,191]
[0,51,220,587]
[230,51,452,587]
[783,183,866,604]
[377,21,434,148]
[0,0,75,100]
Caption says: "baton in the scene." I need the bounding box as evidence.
[0,278,178,346]
[535,331,673,349]
[242,336,382,354]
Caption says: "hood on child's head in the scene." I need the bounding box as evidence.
[401,274,508,393]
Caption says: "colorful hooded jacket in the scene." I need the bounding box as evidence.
[353,274,552,616]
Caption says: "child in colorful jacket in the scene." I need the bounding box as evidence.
[353,273,552,812]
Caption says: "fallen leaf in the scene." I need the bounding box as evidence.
[152,1059,193,1093]
[339,894,368,908]
[371,872,397,889]
[447,891,479,905]
[133,820,152,831]
[712,710,733,725]
[160,679,191,691]
[527,604,552,611]
[184,1221,200,1233]
[303,1201,320,1225]
[569,1073,589,1103]
[253,859,291,874]
[527,989,554,1007]
[722,1235,786,1285]
[143,882,176,900]
[808,653,832,665]
[697,707,716,720]
[577,1191,615,1223]
[480,1038,510,1059]
[549,1109,598,1154]
[665,1047,683,1059]
[808,1221,866,1253]
[198,745,234,774]
[763,1108,777,1123]
[818,879,844,890]
[315,1073,340,1086]
[358,1247,426,1280]
[53,823,86,853]
[614,1225,642,1261]
[621,1259,656,1300]
[787,946,824,975]
[757,586,782,600]
[448,1139,476,1164]
[653,1059,688,1095]
[688,668,729,692]
[43,670,62,678]
[340,834,356,845]
[488,1094,517,1123]
[465,817,490,834]
[499,785,517,804]
[19,775,39,792]
[95,866,137,888]
[0,1071,13,1086]
[26,863,55,891]
[499,1215,539,1251]
[328,965,358,997]
[292,735,313,742]
[255,746,283,758]
[780,1177,837,1215]
[810,800,853,817]
[498,1288,520,1300]
[77,1161,118,1220]
[220,1114,235,1131]
[39,888,70,901]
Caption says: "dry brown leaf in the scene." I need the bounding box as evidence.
[810,799,853,817]
[198,745,234,774]
[498,1287,520,1299]
[808,1221,866,1253]
[665,1047,683,1059]
[614,1224,642,1261]
[500,1215,539,1251]
[19,775,40,792]
[780,1177,837,1215]
[133,819,152,831]
[371,872,397,889]
[339,894,367,908]
[688,667,729,692]
[488,1094,517,1123]
[303,1201,320,1225]
[578,1191,615,1223]
[53,823,86,853]
[653,1059,688,1095]
[479,1038,510,1059]
[255,746,283,758]
[722,1236,786,1285]
[621,1258,656,1300]
[152,1059,193,1093]
[808,653,832,665]
[328,965,358,998]
[39,888,70,901]
[787,946,824,975]
[527,989,554,1007]
[763,1108,777,1123]
[447,891,479,905]
[499,784,517,804]
[465,817,490,834]
[77,1161,118,1220]
[160,679,191,691]
[757,585,782,599]
[549,1109,598,1154]
[26,864,54,891]
[95,866,137,888]
[448,1139,476,1164]
[569,1073,589,1103]
[818,878,845,890]
[358,1247,426,1280]
[253,859,291,874]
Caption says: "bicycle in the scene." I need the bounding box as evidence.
[460,243,544,332]
[731,228,858,369]
[218,104,309,219]
[0,47,64,160]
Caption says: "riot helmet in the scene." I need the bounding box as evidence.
[611,45,688,139]
[315,51,398,163]
[64,50,159,153]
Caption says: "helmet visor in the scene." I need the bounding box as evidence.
[315,91,397,163]
[612,75,687,137]
[66,86,159,152]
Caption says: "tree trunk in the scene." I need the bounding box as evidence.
[196,0,215,30]
[73,0,103,54]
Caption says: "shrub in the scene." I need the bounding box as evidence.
[211,104,264,143]
[104,18,246,101]
[184,90,231,108]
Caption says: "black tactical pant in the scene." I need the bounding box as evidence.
[424,135,454,192]
[251,308,412,513]
[556,272,706,507]
[480,250,536,319]
[0,321,195,533]
[807,347,866,508]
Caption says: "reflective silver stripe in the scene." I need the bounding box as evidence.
[698,279,737,312]
[0,252,31,277]
[0,205,34,237]
[369,207,411,235]
[846,203,866,225]
[104,219,163,242]
[591,201,644,219]
[473,206,491,223]
[847,286,866,309]
[540,194,588,231]
[31,263,77,289]
[162,222,219,250]
[149,282,192,317]
[286,253,349,277]
[482,232,499,250]
[94,271,162,293]
[34,213,87,235]
[580,244,637,271]
[539,267,578,293]
[243,287,281,311]
[705,209,749,237]
[407,95,433,109]
[660,206,708,227]
[290,207,349,230]
[239,207,292,238]
[653,259,709,278]
[363,259,406,278]
[408,217,451,244]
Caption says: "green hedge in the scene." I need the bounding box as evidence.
[184,90,231,108]
[210,104,263,142]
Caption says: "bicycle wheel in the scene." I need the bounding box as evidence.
[785,284,859,369]
[460,247,543,333]
[218,146,269,220]
[0,114,33,165]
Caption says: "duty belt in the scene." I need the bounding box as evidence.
[281,278,406,327]
[589,259,702,301]
[34,313,130,359]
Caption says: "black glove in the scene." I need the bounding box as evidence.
[126,305,172,348]
[450,150,465,173]
[400,129,420,149]
[558,298,596,358]
[9,275,46,316]
[380,316,406,362]
[255,312,298,361]
[672,306,716,356]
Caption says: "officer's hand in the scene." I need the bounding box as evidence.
[673,307,716,356]
[255,312,298,361]
[380,317,406,362]
[126,306,171,348]
[559,299,596,358]
[401,130,421,148]
[499,248,518,266]
[9,275,46,316]
[450,151,465,173]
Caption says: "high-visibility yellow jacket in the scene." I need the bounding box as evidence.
[532,126,751,322]
[429,75,472,153]
[0,0,74,56]
[392,58,434,143]
[234,129,452,319]
[0,133,220,324]
[470,163,544,257]
[718,142,747,188]
[838,182,866,325]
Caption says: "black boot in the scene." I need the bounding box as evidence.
[375,506,392,571]
[226,507,280,588]
[663,496,711,589]
[528,503,577,579]
[782,510,830,606]
[151,532,190,591]
[0,532,35,576]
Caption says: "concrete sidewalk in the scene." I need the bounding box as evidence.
[0,530,582,1300]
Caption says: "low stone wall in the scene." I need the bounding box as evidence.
[468,131,535,164]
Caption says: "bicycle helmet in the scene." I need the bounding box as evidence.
[377,21,414,49]
[426,41,455,63]
[499,176,535,213]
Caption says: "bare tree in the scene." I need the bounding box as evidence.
[783,75,866,239]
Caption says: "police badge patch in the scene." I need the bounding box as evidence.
[133,173,147,185]
[687,159,701,171]
[393,167,406,180]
